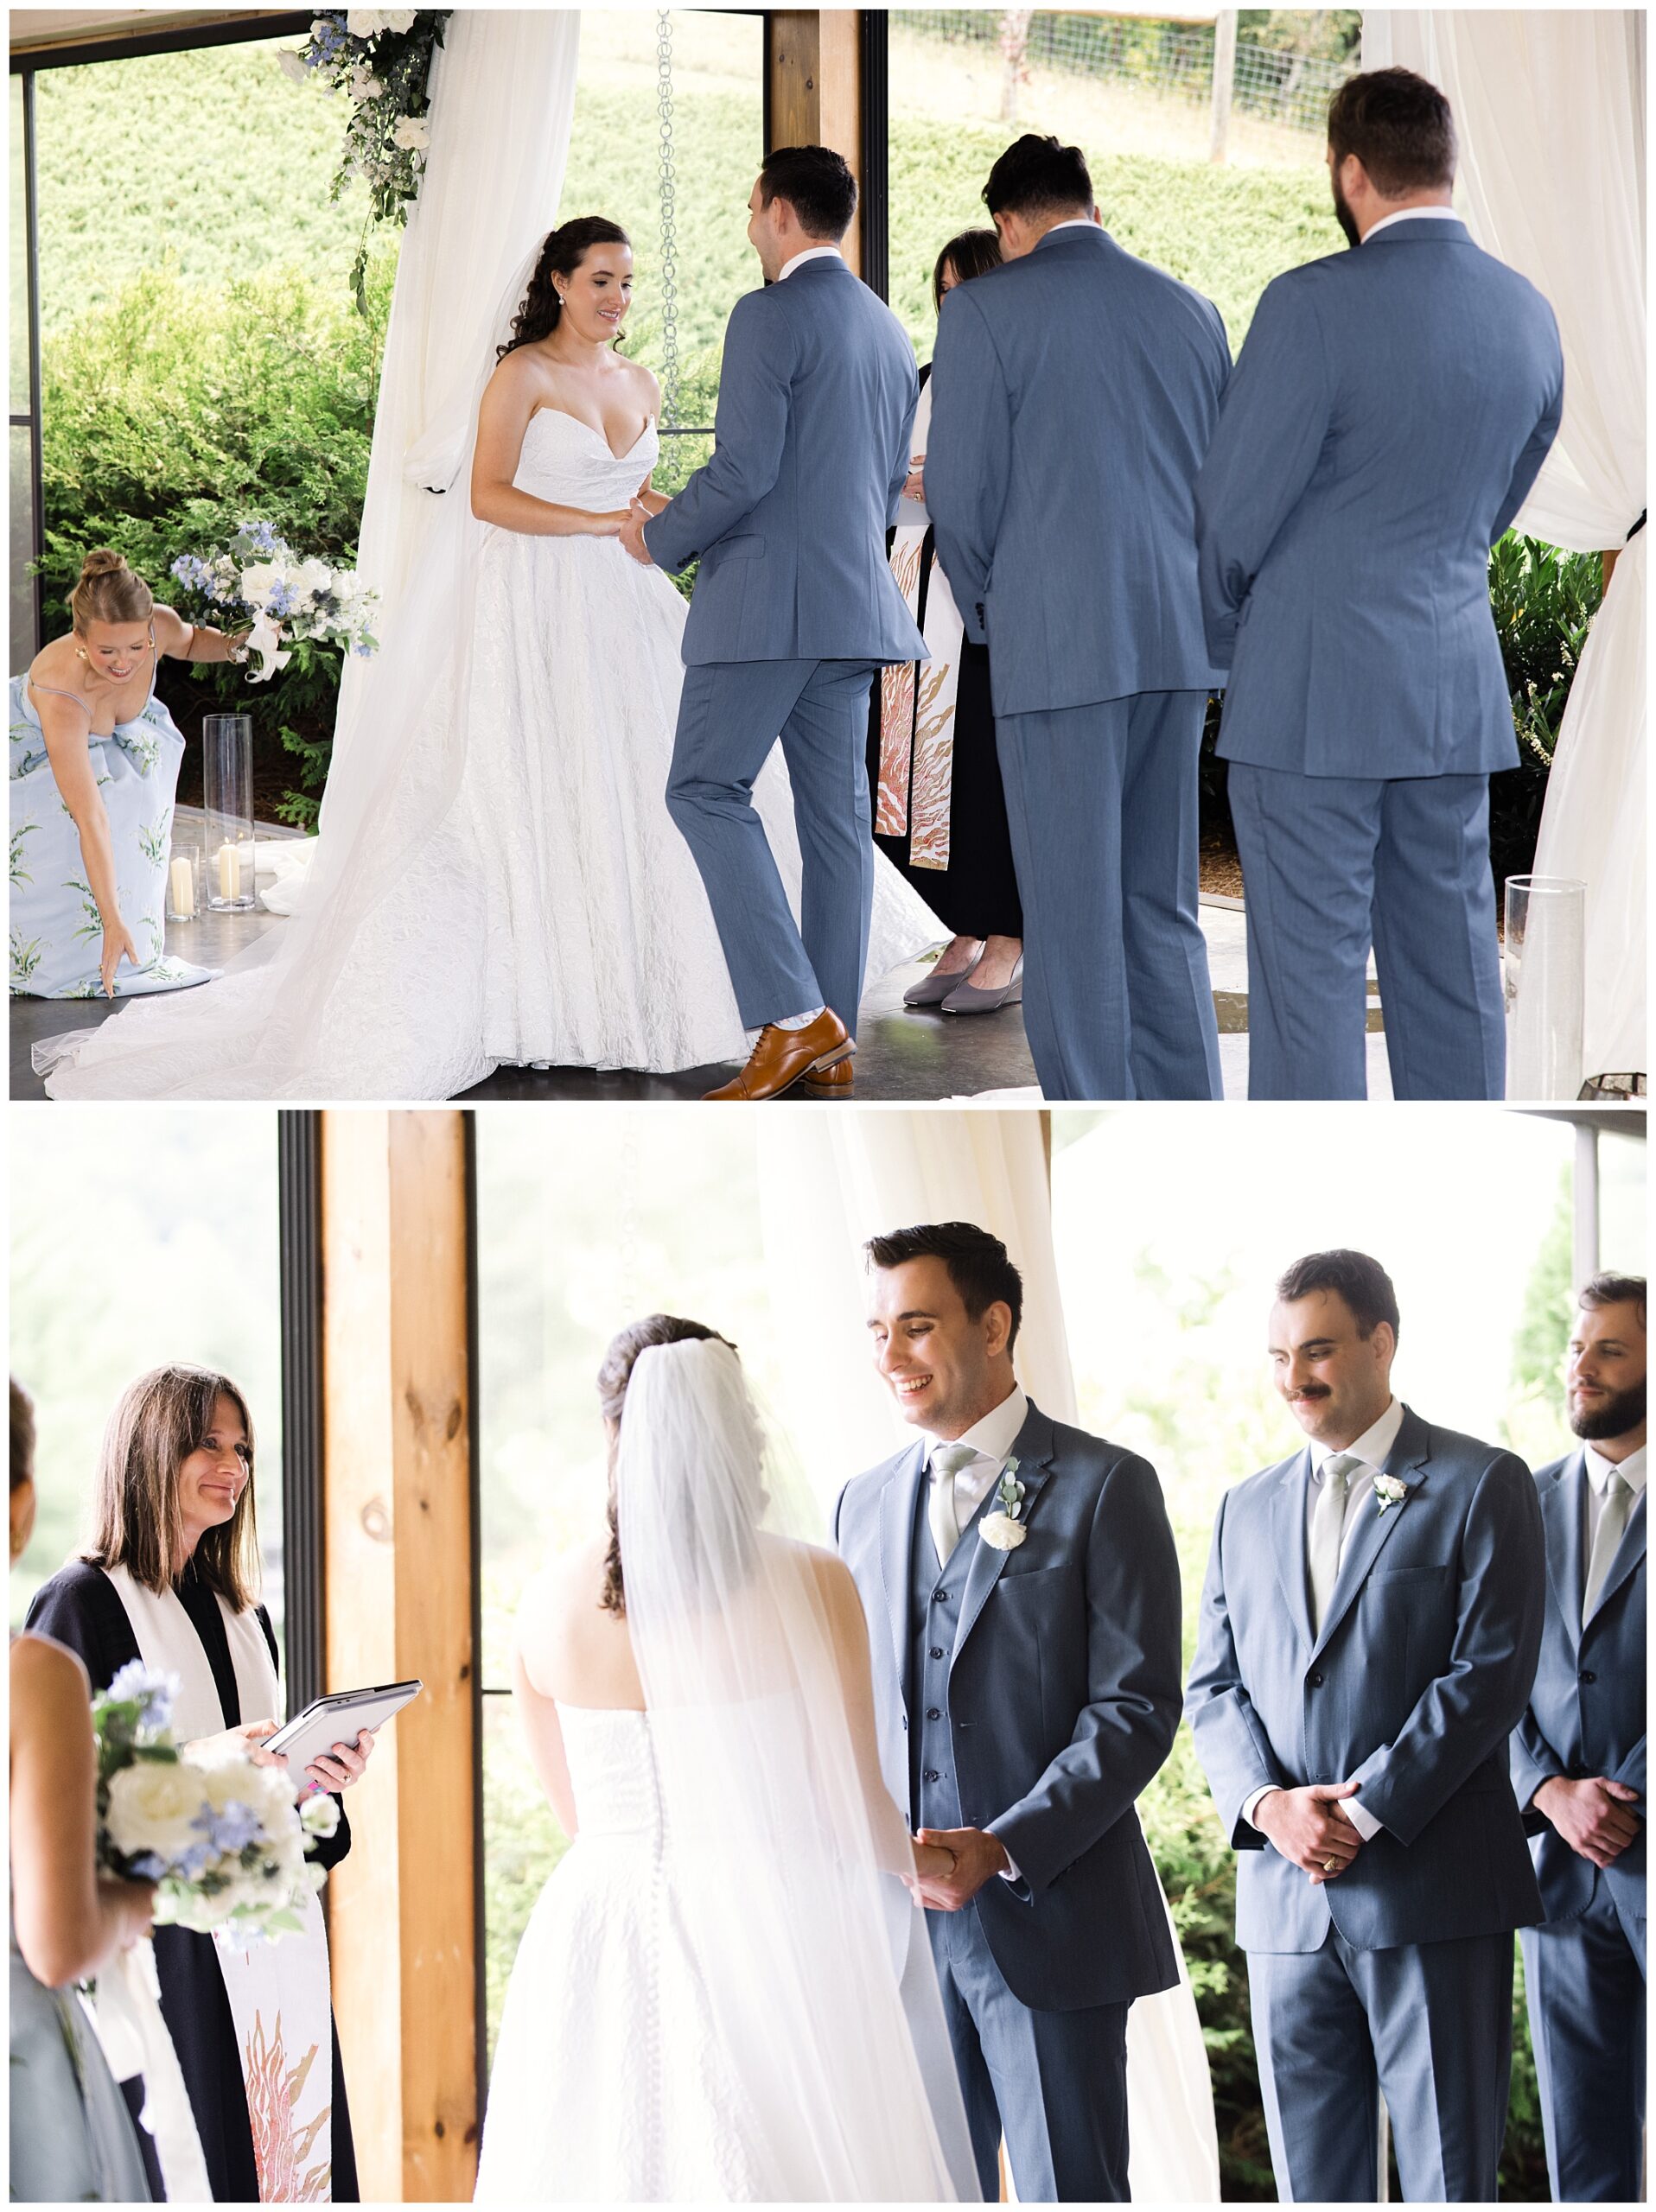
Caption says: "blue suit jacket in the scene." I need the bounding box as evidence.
[834,1400,1181,2011]
[1194,217,1564,779]
[925,223,1230,718]
[1512,1450,1646,1925]
[643,257,925,666]
[1186,1404,1546,1953]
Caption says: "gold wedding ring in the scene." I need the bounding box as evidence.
[1322,1856,1337,1873]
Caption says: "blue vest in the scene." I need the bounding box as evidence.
[906,1471,996,1832]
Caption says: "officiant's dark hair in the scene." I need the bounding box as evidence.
[1327,68,1456,195]
[865,1223,1024,1353]
[597,1316,736,1617]
[933,228,1003,314]
[500,217,632,358]
[1275,1250,1400,1344]
[758,145,857,241]
[983,135,1092,222]
[85,1364,261,1609]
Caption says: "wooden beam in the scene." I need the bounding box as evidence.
[320,1110,476,2204]
[767,10,865,278]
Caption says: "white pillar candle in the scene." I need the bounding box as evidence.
[169,856,195,919]
[217,842,242,902]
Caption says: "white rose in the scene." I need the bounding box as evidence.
[239,562,276,607]
[392,113,430,152]
[301,1791,341,1840]
[277,50,309,84]
[296,556,333,596]
[347,61,385,99]
[384,9,418,29]
[106,1759,209,1864]
[978,1510,1028,1552]
[346,10,386,34]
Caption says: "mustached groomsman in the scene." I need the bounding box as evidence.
[1187,1249,1546,2202]
[925,135,1228,1103]
[1513,1274,1646,2202]
[836,1223,1182,2201]
[1194,69,1564,1101]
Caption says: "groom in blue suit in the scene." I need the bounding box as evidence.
[1194,69,1564,1100]
[1513,1273,1646,2202]
[836,1221,1182,2201]
[1187,1249,1546,2202]
[624,144,923,1102]
[925,135,1228,1103]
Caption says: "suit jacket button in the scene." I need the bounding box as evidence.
[933,1589,948,1604]
[930,1646,945,1660]
[1580,1669,1596,1683]
[1309,1670,1325,1687]
[927,1707,942,1720]
[924,1769,939,1783]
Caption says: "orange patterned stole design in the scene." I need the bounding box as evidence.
[245,2012,331,2202]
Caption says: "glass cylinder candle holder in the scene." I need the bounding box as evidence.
[202,714,256,912]
[165,838,202,924]
[1504,874,1586,1101]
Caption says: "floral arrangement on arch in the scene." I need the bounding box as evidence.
[280,10,453,312]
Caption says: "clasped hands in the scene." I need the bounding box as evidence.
[1253,1780,1365,1885]
[905,1825,1010,1910]
[1532,1774,1643,1869]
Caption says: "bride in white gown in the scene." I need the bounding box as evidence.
[475,1319,979,2203]
[34,221,937,1101]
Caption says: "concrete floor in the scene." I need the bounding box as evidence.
[12,868,1394,1101]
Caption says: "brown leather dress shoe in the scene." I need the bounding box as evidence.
[703,1009,855,1101]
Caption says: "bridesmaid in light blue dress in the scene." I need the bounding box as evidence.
[10,548,247,999]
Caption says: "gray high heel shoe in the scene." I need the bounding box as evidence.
[941,954,1023,1014]
[903,946,984,1007]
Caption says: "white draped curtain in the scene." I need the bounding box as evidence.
[326,8,583,805]
[1363,10,1646,1077]
[757,1110,1222,2205]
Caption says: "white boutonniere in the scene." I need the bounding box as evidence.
[979,1458,1029,1552]
[1373,1473,1411,1514]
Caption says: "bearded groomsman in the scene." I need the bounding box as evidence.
[837,1222,1182,2201]
[1513,1273,1646,2202]
[1194,69,1564,1101]
[1187,1249,1546,2202]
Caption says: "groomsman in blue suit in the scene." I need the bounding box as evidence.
[1194,70,1564,1101]
[1187,1249,1546,2202]
[1513,1273,1646,2202]
[926,136,1227,1103]
[625,145,924,1101]
[837,1222,1182,2200]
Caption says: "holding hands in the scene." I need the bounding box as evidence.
[1532,1774,1643,1868]
[907,1824,1010,1910]
[1253,1780,1365,1884]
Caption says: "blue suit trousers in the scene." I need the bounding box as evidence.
[1249,1925,1513,2202]
[995,690,1220,1101]
[666,658,878,1038]
[1226,763,1505,1101]
[929,1905,1131,2202]
[1521,1891,1646,2202]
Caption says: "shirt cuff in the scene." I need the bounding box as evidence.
[1242,1785,1278,1829]
[1342,1794,1381,1841]
[997,1849,1022,1883]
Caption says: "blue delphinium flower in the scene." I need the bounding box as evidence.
[193,1799,265,1856]
[105,1660,176,1732]
[128,1852,167,1881]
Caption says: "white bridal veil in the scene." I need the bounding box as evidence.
[616,1338,979,2202]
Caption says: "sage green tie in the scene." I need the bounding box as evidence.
[1583,1470,1634,1624]
[929,1443,978,1566]
[1309,1454,1356,1635]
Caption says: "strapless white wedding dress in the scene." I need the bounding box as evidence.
[475,1704,778,2202]
[35,411,938,1098]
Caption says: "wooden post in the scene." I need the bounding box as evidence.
[320,1109,477,2204]
[767,9,865,277]
[1209,8,1239,164]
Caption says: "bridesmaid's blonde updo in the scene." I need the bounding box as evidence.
[69,550,153,632]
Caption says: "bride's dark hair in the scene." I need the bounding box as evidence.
[597,1314,735,1617]
[498,216,632,358]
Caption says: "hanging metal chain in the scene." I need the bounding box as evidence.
[656,9,680,429]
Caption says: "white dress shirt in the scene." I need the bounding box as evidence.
[1042,216,1099,237]
[1244,1397,1406,1842]
[920,1382,1029,1879]
[1362,201,1460,243]
[775,244,844,282]
[921,1382,1029,1540]
[1582,1439,1646,1573]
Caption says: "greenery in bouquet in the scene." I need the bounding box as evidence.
[92,1662,338,1947]
[170,520,379,687]
[280,10,452,312]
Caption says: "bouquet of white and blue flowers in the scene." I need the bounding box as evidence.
[93,1662,337,1946]
[170,520,379,688]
